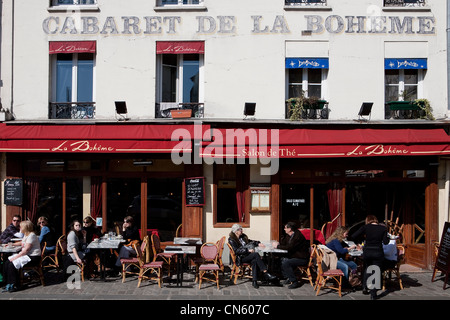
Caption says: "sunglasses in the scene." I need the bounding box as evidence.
[12,220,20,222]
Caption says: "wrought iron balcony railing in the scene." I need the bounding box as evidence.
[156,102,204,119]
[49,102,96,119]
[285,0,327,6]
[384,0,426,7]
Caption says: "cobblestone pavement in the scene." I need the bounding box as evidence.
[0,267,448,301]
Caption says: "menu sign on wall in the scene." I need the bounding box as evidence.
[432,222,450,289]
[185,177,205,206]
[4,179,23,206]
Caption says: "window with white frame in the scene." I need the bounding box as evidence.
[285,0,327,6]
[52,53,95,103]
[384,58,426,102]
[286,58,328,100]
[52,0,97,5]
[383,0,426,8]
[156,0,203,7]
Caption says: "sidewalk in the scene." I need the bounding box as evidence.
[0,264,448,301]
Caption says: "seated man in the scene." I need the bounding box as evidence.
[0,215,22,244]
[274,221,310,289]
[382,237,398,271]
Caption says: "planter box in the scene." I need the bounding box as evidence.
[387,101,419,111]
[171,109,192,118]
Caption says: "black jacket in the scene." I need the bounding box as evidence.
[228,232,260,266]
[277,229,310,260]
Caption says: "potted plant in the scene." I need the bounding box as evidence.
[286,92,328,120]
[413,98,434,120]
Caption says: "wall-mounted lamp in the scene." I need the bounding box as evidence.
[358,102,373,121]
[133,160,153,166]
[244,102,256,120]
[115,101,129,121]
[46,161,65,166]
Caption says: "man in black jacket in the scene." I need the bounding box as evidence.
[274,221,310,289]
[0,215,21,244]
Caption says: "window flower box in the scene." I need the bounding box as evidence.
[170,109,192,118]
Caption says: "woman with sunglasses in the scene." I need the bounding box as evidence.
[37,216,56,252]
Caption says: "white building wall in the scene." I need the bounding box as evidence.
[2,0,447,121]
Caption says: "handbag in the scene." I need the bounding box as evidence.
[348,269,361,287]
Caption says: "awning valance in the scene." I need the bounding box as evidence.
[286,58,329,69]
[199,127,450,159]
[0,123,210,154]
[385,58,427,70]
[49,41,96,54]
[156,41,205,54]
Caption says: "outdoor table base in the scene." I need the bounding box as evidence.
[164,246,196,287]
[87,238,124,281]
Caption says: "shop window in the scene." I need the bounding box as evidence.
[156,41,204,118]
[215,164,249,225]
[50,52,95,119]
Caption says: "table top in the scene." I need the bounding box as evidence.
[0,246,21,253]
[173,237,202,245]
[87,238,125,249]
[164,245,196,254]
[348,249,363,257]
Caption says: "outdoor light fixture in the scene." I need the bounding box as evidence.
[358,102,373,121]
[244,102,256,120]
[133,160,153,166]
[46,161,65,166]
[115,101,129,121]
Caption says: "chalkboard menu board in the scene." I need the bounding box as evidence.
[432,222,450,289]
[4,179,23,206]
[185,177,205,206]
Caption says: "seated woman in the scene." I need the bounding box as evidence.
[228,223,277,289]
[3,221,42,292]
[325,226,358,280]
[67,220,87,265]
[37,216,56,253]
[82,216,102,243]
[115,216,141,270]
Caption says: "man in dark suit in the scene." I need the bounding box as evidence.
[274,221,310,289]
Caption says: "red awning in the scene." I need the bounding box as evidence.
[200,127,450,158]
[156,41,204,54]
[0,123,209,154]
[49,41,96,54]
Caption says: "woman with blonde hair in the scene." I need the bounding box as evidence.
[326,226,357,280]
[3,220,41,292]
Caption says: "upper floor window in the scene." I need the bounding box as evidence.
[383,0,426,7]
[49,41,96,119]
[285,0,327,6]
[52,0,97,5]
[156,41,204,118]
[384,58,427,119]
[156,0,203,7]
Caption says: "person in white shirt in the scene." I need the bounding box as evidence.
[382,238,398,271]
[2,220,41,292]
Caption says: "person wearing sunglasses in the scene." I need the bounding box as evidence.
[0,215,22,244]
[37,216,56,252]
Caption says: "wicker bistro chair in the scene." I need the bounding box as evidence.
[41,241,59,271]
[198,242,221,289]
[216,236,226,273]
[296,244,317,287]
[19,247,46,287]
[121,236,149,283]
[58,235,85,282]
[135,241,164,288]
[314,245,344,297]
[227,242,252,284]
[382,244,406,290]
[151,234,176,276]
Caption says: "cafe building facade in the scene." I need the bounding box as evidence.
[0,0,449,269]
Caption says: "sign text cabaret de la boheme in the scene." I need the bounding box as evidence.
[42,14,436,36]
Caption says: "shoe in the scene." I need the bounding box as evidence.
[370,290,377,300]
[2,284,11,293]
[252,281,259,289]
[288,281,300,289]
[8,285,17,293]
[362,289,370,295]
[263,272,277,281]
[283,279,291,286]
